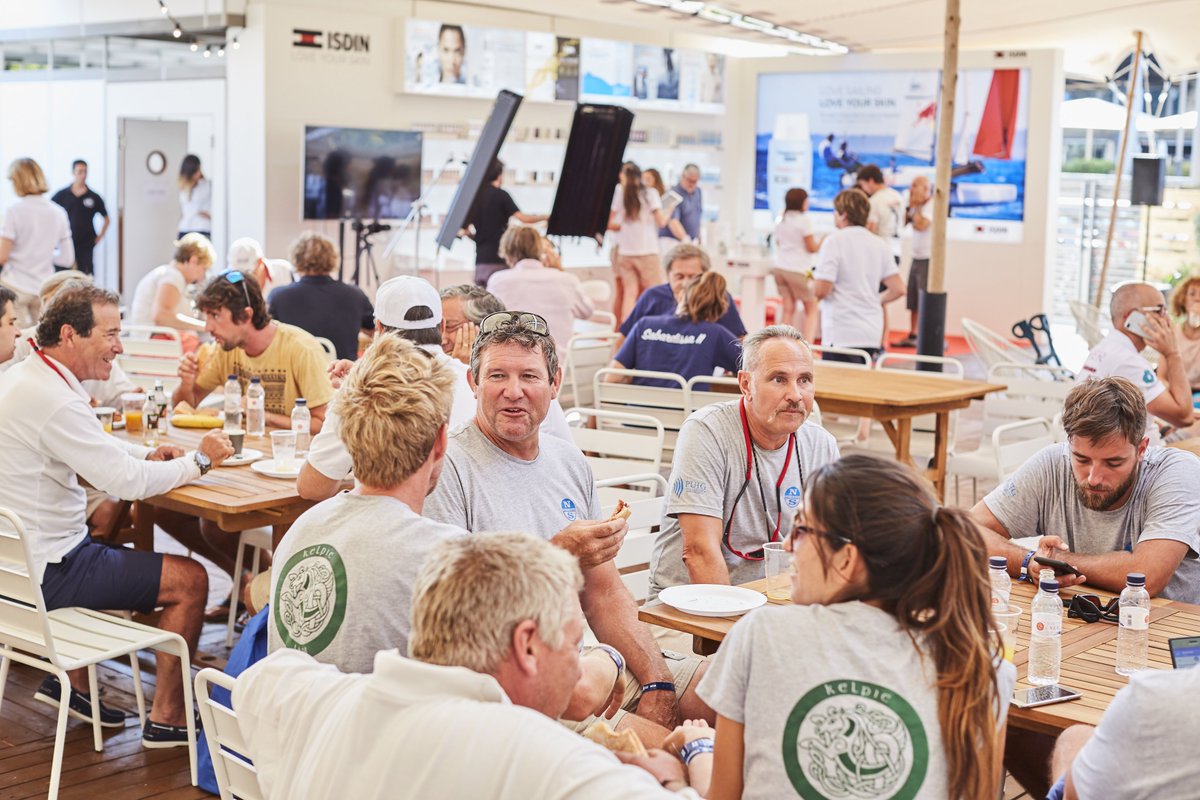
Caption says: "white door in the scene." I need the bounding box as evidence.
[118,119,187,296]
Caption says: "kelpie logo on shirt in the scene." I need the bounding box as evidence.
[274,544,348,656]
[561,498,578,522]
[782,680,928,799]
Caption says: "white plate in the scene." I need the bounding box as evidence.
[221,448,263,467]
[250,459,302,479]
[658,584,768,618]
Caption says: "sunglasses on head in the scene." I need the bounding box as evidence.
[478,311,550,338]
[1067,594,1119,624]
[220,270,253,310]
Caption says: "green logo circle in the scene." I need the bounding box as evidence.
[782,679,929,799]
[273,543,348,657]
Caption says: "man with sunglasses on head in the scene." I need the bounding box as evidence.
[647,325,839,599]
[172,270,333,432]
[1079,281,1195,444]
[971,377,1200,603]
[424,311,713,740]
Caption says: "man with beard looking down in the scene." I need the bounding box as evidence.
[971,377,1200,602]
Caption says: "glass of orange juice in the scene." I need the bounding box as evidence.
[121,392,144,434]
[993,606,1023,662]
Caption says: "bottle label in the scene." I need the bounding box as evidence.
[1120,607,1149,631]
[293,421,310,433]
[1032,611,1060,636]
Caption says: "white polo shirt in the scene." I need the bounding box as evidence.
[0,351,200,581]
[0,195,74,294]
[235,648,700,800]
[813,226,899,349]
[1079,329,1164,444]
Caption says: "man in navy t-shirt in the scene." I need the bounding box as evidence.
[617,244,745,346]
[51,160,109,275]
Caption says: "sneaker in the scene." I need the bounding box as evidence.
[33,675,127,728]
[142,717,196,749]
[892,334,918,348]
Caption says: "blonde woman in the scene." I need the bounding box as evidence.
[0,158,74,327]
[177,154,212,238]
[129,233,214,332]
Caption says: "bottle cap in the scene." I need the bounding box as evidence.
[228,374,238,381]
[1039,578,1059,592]
[251,376,261,383]
[1126,572,1146,586]
[989,556,1007,570]
[295,398,307,406]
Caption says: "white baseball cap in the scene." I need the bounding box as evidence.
[227,238,264,271]
[375,276,443,329]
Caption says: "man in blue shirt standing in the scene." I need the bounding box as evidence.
[657,164,703,249]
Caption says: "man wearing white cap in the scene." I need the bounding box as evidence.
[228,236,294,297]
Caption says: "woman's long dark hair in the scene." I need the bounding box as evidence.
[178,154,202,195]
[620,163,642,221]
[804,452,1003,800]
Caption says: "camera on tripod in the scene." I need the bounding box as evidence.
[351,219,391,236]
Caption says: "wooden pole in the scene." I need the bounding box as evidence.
[927,0,959,296]
[1093,30,1144,308]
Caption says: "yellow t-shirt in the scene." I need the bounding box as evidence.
[197,323,334,417]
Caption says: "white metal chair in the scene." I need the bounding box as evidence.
[961,318,1036,372]
[984,362,1076,425]
[594,369,690,462]
[226,528,273,647]
[0,508,197,798]
[118,326,184,393]
[811,344,875,368]
[598,474,667,604]
[563,332,621,409]
[579,279,613,306]
[565,408,664,483]
[195,668,264,800]
[945,418,1055,505]
[1067,299,1108,348]
[313,337,337,363]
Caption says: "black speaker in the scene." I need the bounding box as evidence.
[547,104,634,240]
[1131,156,1165,206]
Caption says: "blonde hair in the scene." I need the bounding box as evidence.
[334,335,454,488]
[39,270,91,305]
[8,158,48,197]
[173,233,216,268]
[833,187,871,227]
[290,232,339,276]
[409,532,583,673]
[499,226,542,266]
[1171,274,1200,318]
[680,270,728,323]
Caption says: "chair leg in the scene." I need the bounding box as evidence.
[48,668,71,800]
[0,648,9,714]
[87,665,102,752]
[226,535,247,648]
[129,652,148,727]
[172,639,199,785]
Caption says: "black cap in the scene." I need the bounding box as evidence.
[989,556,1007,570]
[1039,578,1059,592]
[1126,572,1146,586]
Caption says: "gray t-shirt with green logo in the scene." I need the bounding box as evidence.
[698,602,1016,800]
[269,492,468,674]
[649,400,839,598]
[983,443,1200,602]
[424,422,601,539]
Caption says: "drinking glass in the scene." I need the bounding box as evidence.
[270,430,297,466]
[764,541,793,601]
[121,393,144,434]
[993,606,1023,662]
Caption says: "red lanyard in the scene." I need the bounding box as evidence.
[29,338,73,389]
[722,398,798,561]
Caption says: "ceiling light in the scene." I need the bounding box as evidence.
[217,45,225,57]
[232,37,240,50]
[189,41,198,52]
[203,45,211,57]
[158,0,168,13]
[731,15,773,32]
[669,1,703,13]
[172,25,181,38]
[633,0,674,6]
[698,5,737,23]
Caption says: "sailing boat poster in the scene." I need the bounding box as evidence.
[756,68,1030,243]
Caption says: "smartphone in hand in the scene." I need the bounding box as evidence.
[1033,556,1083,577]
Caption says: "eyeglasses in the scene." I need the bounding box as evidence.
[1137,304,1167,316]
[788,512,854,549]
[1067,594,1119,624]
[220,270,253,310]
[478,311,550,337]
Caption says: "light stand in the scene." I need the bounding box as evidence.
[351,219,391,289]
[382,154,466,277]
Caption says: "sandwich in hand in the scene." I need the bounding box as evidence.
[583,721,647,757]
[608,499,632,522]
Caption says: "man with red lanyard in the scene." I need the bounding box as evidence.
[648,326,839,598]
[0,283,233,748]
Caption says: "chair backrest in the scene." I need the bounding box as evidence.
[594,368,690,460]
[992,417,1055,479]
[811,345,875,368]
[0,508,59,664]
[579,279,613,305]
[1067,299,1108,348]
[195,668,265,800]
[961,318,1035,372]
[313,337,337,363]
[118,326,184,392]
[684,375,741,414]
[563,332,621,409]
[565,408,664,481]
[985,362,1076,424]
[598,474,667,604]
[875,352,965,378]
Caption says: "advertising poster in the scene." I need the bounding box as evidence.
[525,34,580,102]
[755,68,1029,243]
[470,26,525,95]
[581,38,634,99]
[405,19,469,94]
[632,45,680,102]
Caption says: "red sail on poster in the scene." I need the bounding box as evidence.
[972,69,1021,160]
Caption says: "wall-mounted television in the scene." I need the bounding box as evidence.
[302,126,423,221]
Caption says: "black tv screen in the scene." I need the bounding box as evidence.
[302,126,422,221]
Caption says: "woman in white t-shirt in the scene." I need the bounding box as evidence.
[772,187,822,342]
[0,158,75,327]
[608,162,669,323]
[676,452,1015,800]
[178,154,212,238]
[130,233,213,333]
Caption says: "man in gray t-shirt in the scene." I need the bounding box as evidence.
[649,328,839,599]
[972,377,1200,602]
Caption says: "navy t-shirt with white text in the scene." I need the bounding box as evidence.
[618,283,746,339]
[614,313,742,388]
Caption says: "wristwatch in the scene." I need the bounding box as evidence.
[193,451,212,476]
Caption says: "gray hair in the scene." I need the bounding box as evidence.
[682,163,701,176]
[469,317,559,385]
[440,284,506,324]
[741,325,811,373]
[409,532,584,673]
[664,243,711,275]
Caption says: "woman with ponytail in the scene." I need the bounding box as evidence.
[608,162,670,323]
[678,452,1015,799]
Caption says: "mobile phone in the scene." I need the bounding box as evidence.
[1168,636,1200,669]
[1124,310,1152,338]
[1033,556,1083,577]
[1011,685,1082,708]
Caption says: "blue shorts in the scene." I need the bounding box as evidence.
[1045,775,1066,800]
[41,536,164,614]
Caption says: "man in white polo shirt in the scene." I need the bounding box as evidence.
[0,283,233,747]
[1079,281,1194,444]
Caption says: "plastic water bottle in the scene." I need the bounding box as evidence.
[223,375,242,432]
[246,377,265,437]
[989,556,1011,612]
[1116,572,1151,675]
[291,398,310,457]
[1028,578,1063,686]
[153,380,168,435]
[142,395,160,447]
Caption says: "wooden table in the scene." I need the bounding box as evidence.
[814,362,1005,499]
[116,424,320,549]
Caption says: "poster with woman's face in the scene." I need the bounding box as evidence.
[406,19,468,93]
